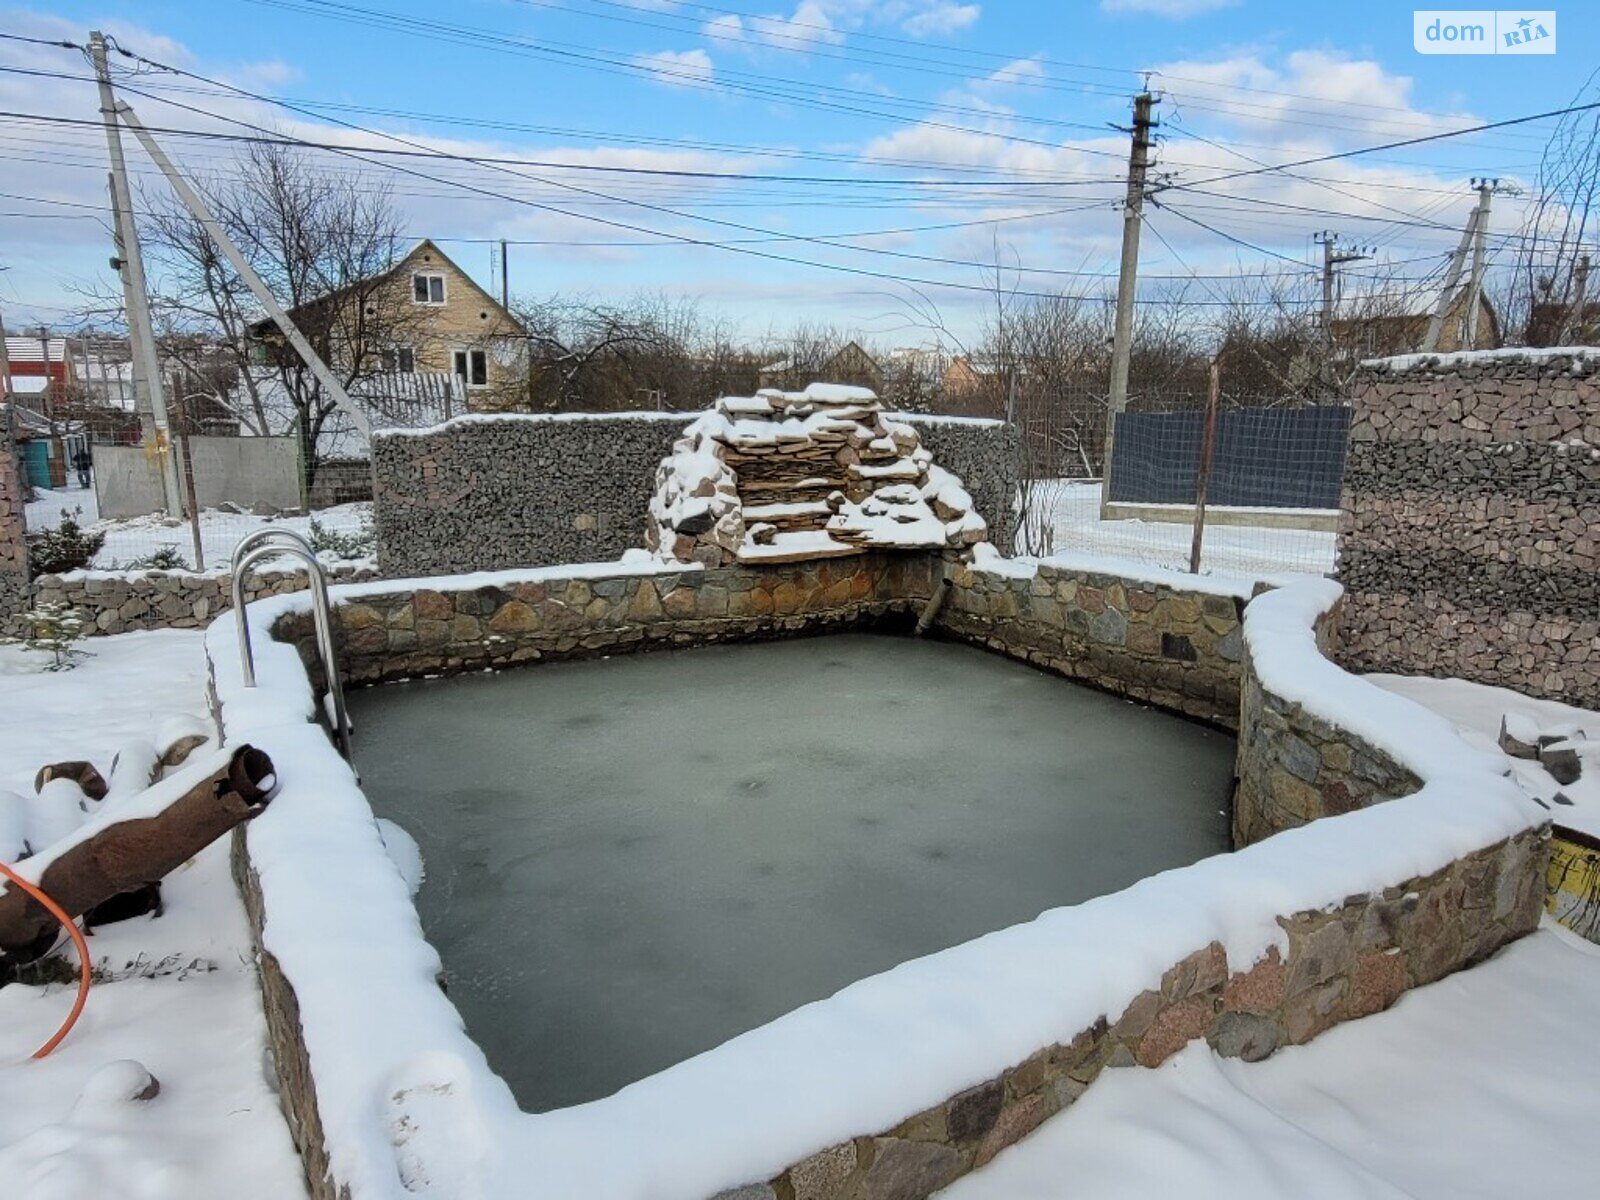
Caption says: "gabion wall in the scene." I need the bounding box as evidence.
[1338,349,1600,706]
[372,412,1018,577]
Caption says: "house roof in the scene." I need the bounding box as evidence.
[249,239,525,337]
[5,336,68,363]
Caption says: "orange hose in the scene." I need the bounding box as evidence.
[0,859,91,1058]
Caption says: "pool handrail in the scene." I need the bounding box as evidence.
[230,530,352,758]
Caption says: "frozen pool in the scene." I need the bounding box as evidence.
[349,633,1234,1111]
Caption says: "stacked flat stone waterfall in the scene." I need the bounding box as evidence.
[648,383,987,566]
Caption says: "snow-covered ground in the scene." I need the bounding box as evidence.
[24,487,371,573]
[1369,674,1600,840]
[942,923,1600,1200]
[0,631,307,1199]
[1042,480,1336,579]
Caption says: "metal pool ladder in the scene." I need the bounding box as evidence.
[231,529,353,758]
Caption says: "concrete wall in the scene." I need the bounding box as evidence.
[372,412,1018,578]
[1338,349,1600,706]
[95,436,303,519]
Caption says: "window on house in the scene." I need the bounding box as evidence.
[381,347,416,374]
[453,348,488,387]
[412,273,446,305]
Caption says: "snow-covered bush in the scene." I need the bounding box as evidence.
[124,546,189,571]
[3,600,93,671]
[308,515,374,561]
[27,516,105,576]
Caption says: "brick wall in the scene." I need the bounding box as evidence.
[1338,349,1600,706]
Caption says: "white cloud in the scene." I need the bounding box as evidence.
[1153,49,1475,142]
[980,57,1046,90]
[902,3,981,37]
[707,1,981,55]
[1101,0,1240,18]
[632,48,716,89]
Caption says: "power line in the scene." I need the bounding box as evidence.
[1180,99,1600,188]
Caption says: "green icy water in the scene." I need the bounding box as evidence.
[349,633,1234,1112]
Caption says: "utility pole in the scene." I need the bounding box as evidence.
[1314,232,1370,339]
[1464,178,1499,348]
[500,238,510,310]
[113,101,371,440]
[91,30,183,516]
[1562,254,1593,344]
[0,308,13,401]
[1423,180,1497,352]
[1101,90,1158,518]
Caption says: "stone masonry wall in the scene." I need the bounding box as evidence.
[371,412,1018,578]
[26,563,378,636]
[934,561,1246,727]
[0,434,27,628]
[713,822,1546,1200]
[245,554,1548,1200]
[277,553,939,687]
[372,413,685,577]
[1234,641,1422,846]
[1339,349,1600,706]
[895,416,1019,556]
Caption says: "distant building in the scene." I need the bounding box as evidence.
[248,239,525,400]
[5,335,72,399]
[1331,288,1500,357]
[758,340,884,393]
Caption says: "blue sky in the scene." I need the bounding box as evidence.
[2,1,1595,342]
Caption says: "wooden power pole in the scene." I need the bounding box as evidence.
[1100,90,1159,518]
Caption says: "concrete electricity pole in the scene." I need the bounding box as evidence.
[1464,178,1500,348]
[500,238,510,310]
[1314,231,1370,339]
[91,30,183,515]
[1100,90,1159,517]
[1423,180,1497,353]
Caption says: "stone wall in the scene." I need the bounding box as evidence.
[896,416,1018,555]
[27,563,378,636]
[1339,349,1600,706]
[1234,640,1422,846]
[276,553,938,686]
[933,559,1246,727]
[371,412,1017,578]
[238,556,1549,1200]
[232,835,339,1200]
[0,434,27,627]
[718,822,1547,1200]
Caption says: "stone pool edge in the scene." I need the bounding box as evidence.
[204,553,1547,1200]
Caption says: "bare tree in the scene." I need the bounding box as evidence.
[142,141,421,487]
[1507,70,1600,345]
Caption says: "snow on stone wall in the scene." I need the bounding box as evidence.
[370,407,1017,578]
[646,386,989,567]
[1339,349,1600,707]
[210,562,1544,1200]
